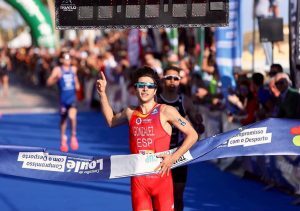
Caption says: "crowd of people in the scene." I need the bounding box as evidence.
[0,27,299,130]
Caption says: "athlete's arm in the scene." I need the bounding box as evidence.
[47,67,60,86]
[96,71,129,127]
[157,105,198,176]
[72,66,80,91]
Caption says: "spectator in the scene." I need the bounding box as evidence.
[268,63,283,78]
[0,49,12,97]
[275,73,300,118]
[228,79,259,125]
[157,65,204,211]
[251,72,274,119]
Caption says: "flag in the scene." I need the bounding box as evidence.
[166,28,178,54]
[215,0,242,92]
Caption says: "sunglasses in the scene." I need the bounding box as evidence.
[275,79,285,86]
[134,82,157,89]
[164,75,181,81]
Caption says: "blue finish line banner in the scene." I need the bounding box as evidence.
[0,118,300,181]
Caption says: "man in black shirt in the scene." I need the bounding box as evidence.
[157,66,204,211]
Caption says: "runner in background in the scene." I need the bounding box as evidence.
[47,53,80,152]
[157,65,205,211]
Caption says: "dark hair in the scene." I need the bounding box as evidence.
[238,79,253,100]
[59,51,69,59]
[269,63,283,77]
[133,66,160,86]
[252,72,264,86]
[163,65,182,75]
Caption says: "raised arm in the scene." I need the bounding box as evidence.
[157,105,198,176]
[47,66,60,86]
[96,71,128,127]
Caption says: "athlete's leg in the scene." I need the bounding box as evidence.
[69,107,79,150]
[68,107,77,137]
[2,75,9,97]
[0,76,3,96]
[153,175,174,211]
[131,177,153,211]
[60,106,68,152]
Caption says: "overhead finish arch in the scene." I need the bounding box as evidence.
[5,0,55,48]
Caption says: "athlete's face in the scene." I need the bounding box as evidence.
[62,54,71,66]
[163,70,180,92]
[135,76,157,103]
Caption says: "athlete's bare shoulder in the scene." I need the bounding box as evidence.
[160,104,176,112]
[125,106,135,113]
[71,65,77,73]
[52,65,61,72]
[160,104,178,117]
[123,106,136,120]
[52,66,62,77]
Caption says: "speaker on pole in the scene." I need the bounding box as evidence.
[258,17,284,64]
[258,17,284,43]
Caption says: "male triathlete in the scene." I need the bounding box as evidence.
[47,53,80,152]
[97,66,198,211]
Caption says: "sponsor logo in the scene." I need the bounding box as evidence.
[60,0,76,12]
[18,152,66,172]
[136,118,142,125]
[151,108,158,115]
[145,154,159,163]
[291,126,300,146]
[66,157,103,174]
[18,152,104,175]
[142,119,152,124]
[154,148,193,168]
[228,127,272,147]
[173,155,187,165]
[139,150,154,155]
[62,0,72,3]
[169,148,193,167]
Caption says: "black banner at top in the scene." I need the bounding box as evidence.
[55,0,228,29]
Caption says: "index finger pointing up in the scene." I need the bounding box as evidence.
[99,71,106,81]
